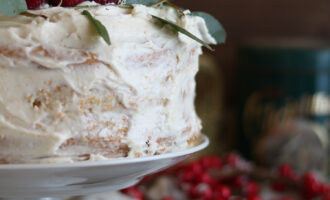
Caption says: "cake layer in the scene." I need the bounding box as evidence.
[0,3,215,163]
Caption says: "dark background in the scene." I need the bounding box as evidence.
[178,0,330,43]
[178,0,330,154]
[178,0,330,108]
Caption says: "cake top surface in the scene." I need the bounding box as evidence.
[0,2,217,48]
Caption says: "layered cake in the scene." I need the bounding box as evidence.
[0,2,216,163]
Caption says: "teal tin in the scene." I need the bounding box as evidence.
[236,39,330,174]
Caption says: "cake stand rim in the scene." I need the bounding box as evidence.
[0,134,209,169]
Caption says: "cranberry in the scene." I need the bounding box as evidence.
[224,153,240,167]
[162,197,175,200]
[278,164,298,181]
[49,0,85,7]
[244,181,259,196]
[231,175,247,188]
[271,181,287,192]
[302,172,321,199]
[214,184,232,199]
[198,172,215,185]
[211,156,223,168]
[247,195,262,200]
[186,184,199,198]
[93,0,119,4]
[199,155,223,169]
[200,156,215,169]
[199,185,213,200]
[190,162,204,175]
[278,164,293,178]
[179,169,195,183]
[214,198,226,200]
[26,0,46,9]
[323,194,330,200]
[320,183,330,196]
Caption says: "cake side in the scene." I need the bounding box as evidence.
[0,4,215,163]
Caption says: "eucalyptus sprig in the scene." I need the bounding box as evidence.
[74,5,100,10]
[124,0,161,6]
[82,10,111,45]
[152,15,213,50]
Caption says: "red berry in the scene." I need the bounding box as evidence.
[271,181,287,192]
[320,183,330,196]
[200,156,223,169]
[214,198,226,200]
[231,175,247,188]
[94,0,119,4]
[278,164,293,178]
[49,0,85,7]
[162,197,175,200]
[278,164,298,181]
[244,181,259,196]
[247,195,262,200]
[187,184,199,198]
[180,169,195,183]
[224,153,240,167]
[323,194,330,200]
[199,185,213,200]
[200,156,214,169]
[214,184,232,199]
[302,172,321,199]
[198,172,215,185]
[26,0,46,9]
[189,162,204,175]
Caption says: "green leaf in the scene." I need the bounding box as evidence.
[190,12,226,44]
[82,10,111,45]
[74,5,100,10]
[152,15,213,51]
[124,0,160,6]
[0,0,27,16]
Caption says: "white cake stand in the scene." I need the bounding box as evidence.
[0,135,209,200]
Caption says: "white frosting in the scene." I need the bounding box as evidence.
[0,3,215,163]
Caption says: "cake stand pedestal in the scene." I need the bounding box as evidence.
[0,135,209,200]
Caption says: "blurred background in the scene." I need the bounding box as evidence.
[176,0,330,174]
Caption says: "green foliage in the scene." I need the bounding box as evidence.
[0,0,27,16]
[190,12,226,44]
[82,10,111,45]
